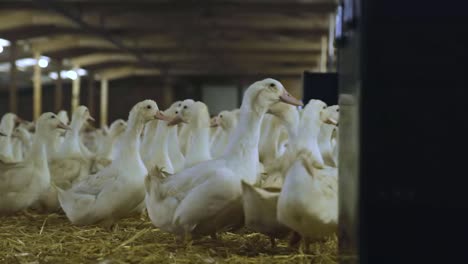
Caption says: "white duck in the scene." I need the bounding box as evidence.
[90,119,127,173]
[277,99,339,249]
[166,102,185,173]
[169,101,212,168]
[318,105,339,167]
[210,109,240,159]
[177,99,195,155]
[12,127,33,161]
[0,113,20,162]
[56,100,169,227]
[277,150,338,249]
[0,113,69,214]
[96,119,127,161]
[36,106,95,212]
[240,103,300,247]
[144,78,303,239]
[144,107,175,174]
[241,181,290,248]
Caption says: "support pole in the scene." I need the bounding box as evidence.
[328,13,336,71]
[71,65,80,113]
[9,41,17,114]
[87,71,95,117]
[33,52,42,120]
[320,36,328,73]
[54,60,63,112]
[100,78,108,128]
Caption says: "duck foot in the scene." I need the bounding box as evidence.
[270,236,277,249]
[182,230,193,248]
[288,231,301,248]
[300,237,311,254]
[100,219,117,232]
[210,233,218,241]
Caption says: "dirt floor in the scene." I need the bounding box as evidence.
[0,212,337,264]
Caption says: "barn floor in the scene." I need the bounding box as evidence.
[0,212,337,264]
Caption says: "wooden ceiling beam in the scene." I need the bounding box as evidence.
[70,53,137,67]
[0,9,77,31]
[58,1,336,15]
[30,35,117,54]
[95,66,160,81]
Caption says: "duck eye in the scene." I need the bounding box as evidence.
[51,115,55,119]
[183,105,188,109]
[336,108,339,112]
[220,115,223,118]
[323,106,326,110]
[178,103,182,107]
[146,105,152,109]
[175,111,179,114]
[269,83,275,88]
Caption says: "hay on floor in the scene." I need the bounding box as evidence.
[0,212,337,263]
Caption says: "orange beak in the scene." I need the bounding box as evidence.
[279,90,303,106]
[324,118,338,125]
[155,111,172,121]
[57,121,71,130]
[167,115,186,126]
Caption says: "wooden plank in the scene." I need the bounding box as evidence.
[9,41,17,114]
[33,52,42,120]
[0,9,76,31]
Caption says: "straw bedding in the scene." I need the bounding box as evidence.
[0,212,337,264]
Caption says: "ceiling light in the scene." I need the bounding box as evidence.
[38,58,49,68]
[0,38,10,47]
[66,70,78,80]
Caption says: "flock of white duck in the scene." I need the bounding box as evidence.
[0,78,340,250]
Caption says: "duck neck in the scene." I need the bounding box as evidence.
[225,105,265,162]
[115,115,146,162]
[62,118,84,155]
[168,125,184,159]
[318,124,335,147]
[153,121,171,161]
[186,120,212,164]
[27,130,49,171]
[99,132,120,159]
[141,120,158,156]
[284,112,300,140]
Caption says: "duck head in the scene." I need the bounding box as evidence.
[168,101,209,127]
[35,112,71,136]
[73,106,95,124]
[57,110,70,125]
[243,78,303,114]
[0,113,22,136]
[109,119,127,137]
[217,110,240,131]
[323,105,339,125]
[130,99,170,124]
